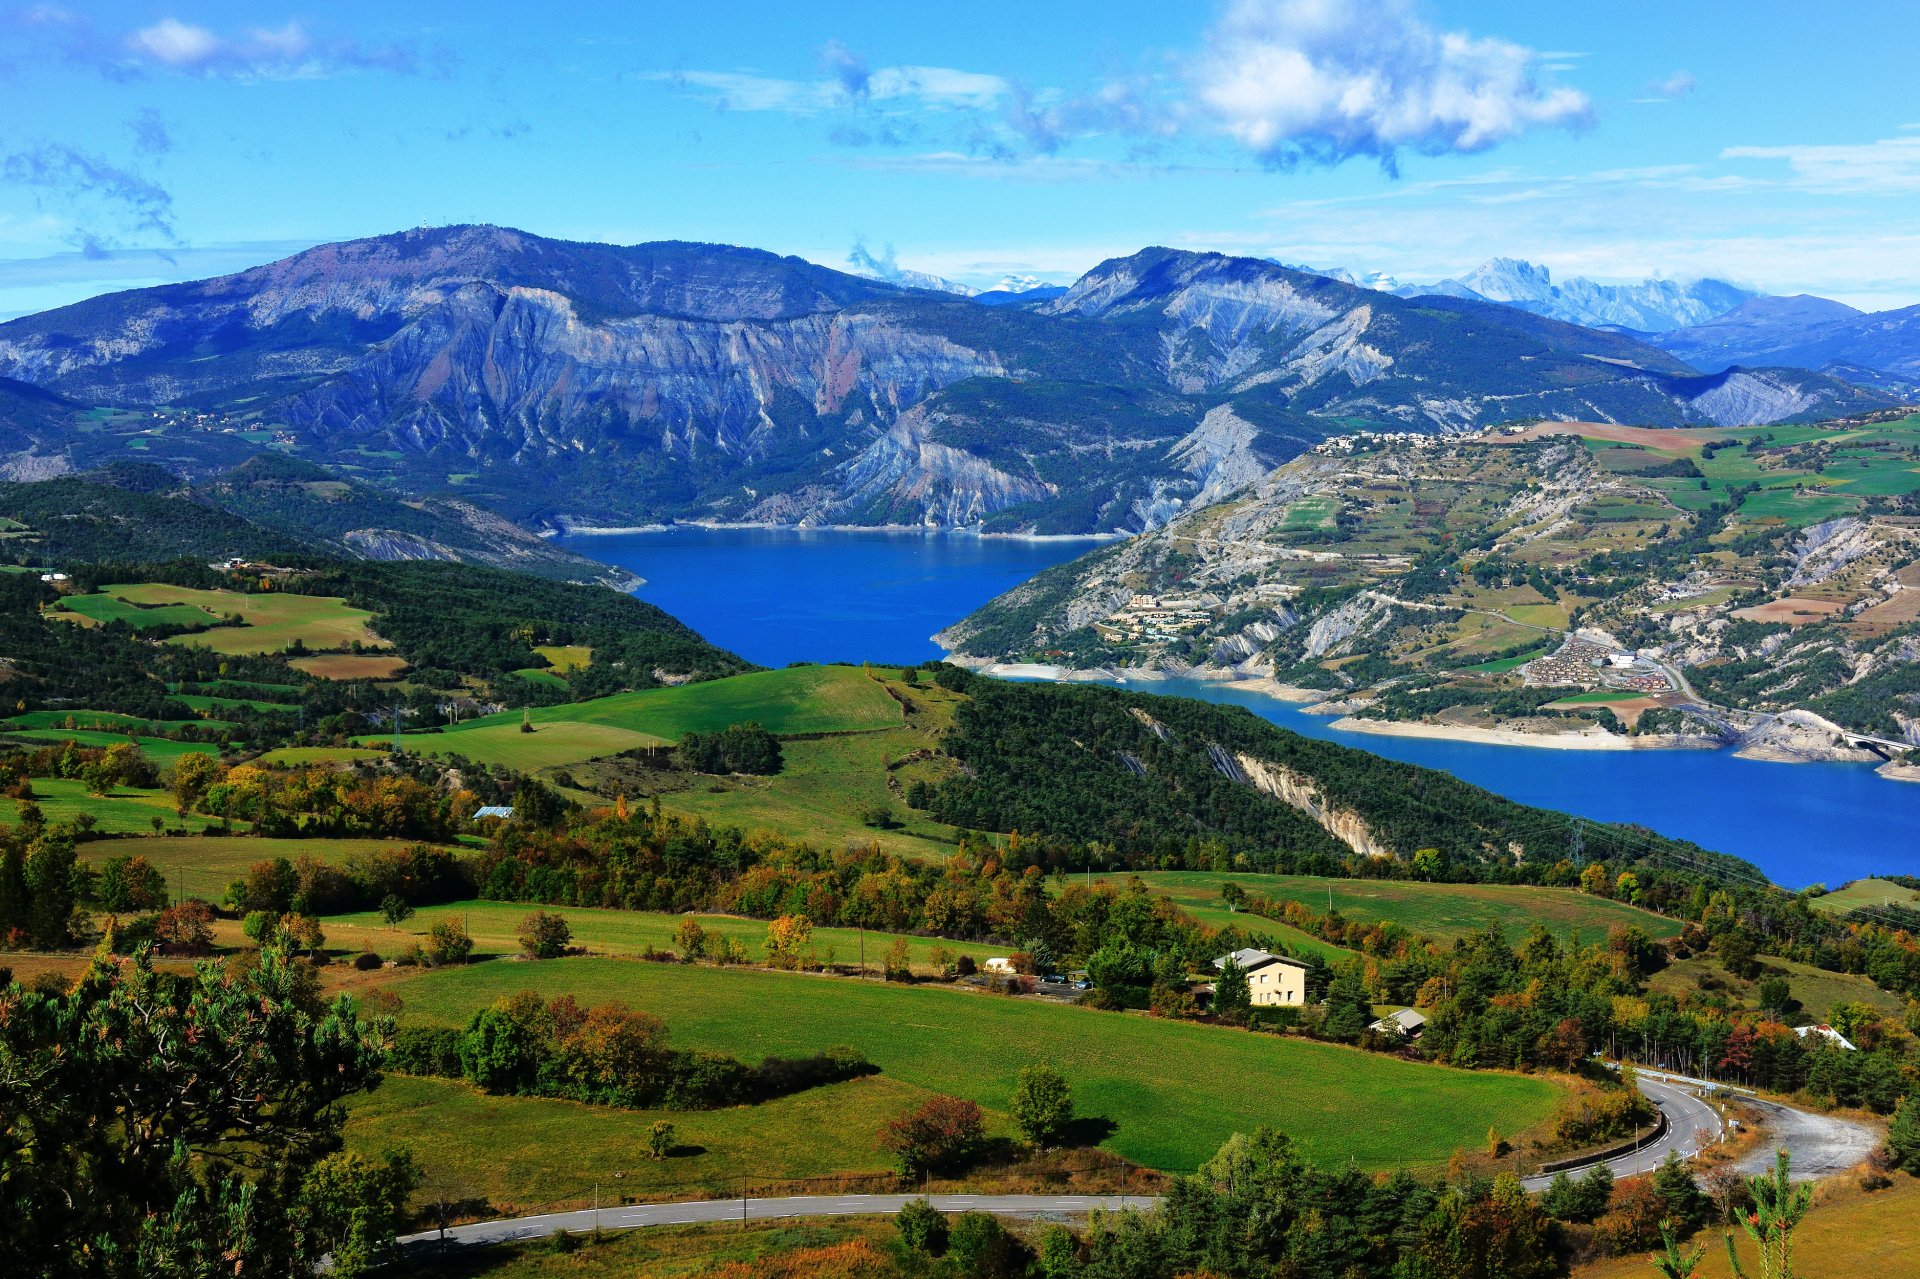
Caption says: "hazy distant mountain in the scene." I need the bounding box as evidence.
[1649,295,1920,393]
[973,275,1069,307]
[1277,256,1757,333]
[1416,258,1759,332]
[0,228,1886,535]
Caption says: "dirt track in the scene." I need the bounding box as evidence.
[1735,1097,1879,1180]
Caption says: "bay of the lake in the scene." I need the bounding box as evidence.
[564,527,1920,887]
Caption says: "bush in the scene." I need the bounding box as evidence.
[352,951,383,971]
[390,1026,464,1078]
[878,1095,985,1178]
[895,1198,948,1256]
[947,1212,1029,1279]
[517,910,572,959]
[424,920,473,967]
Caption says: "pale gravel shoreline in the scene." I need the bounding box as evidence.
[548,521,1124,544]
[1326,715,1719,753]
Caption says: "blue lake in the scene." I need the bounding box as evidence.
[565,528,1920,888]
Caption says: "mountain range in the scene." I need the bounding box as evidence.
[0,227,1894,537]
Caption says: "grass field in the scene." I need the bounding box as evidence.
[655,727,958,860]
[53,593,221,629]
[80,834,438,900]
[375,666,904,771]
[385,958,1566,1176]
[321,901,1001,973]
[533,644,592,672]
[1458,647,1549,674]
[0,728,220,763]
[254,746,390,766]
[291,653,409,680]
[1647,952,1907,1019]
[1091,872,1684,946]
[347,1072,927,1215]
[3,709,163,732]
[1572,1178,1920,1279]
[1061,875,1351,962]
[59,584,389,656]
[0,777,230,835]
[1814,878,1920,915]
[173,692,299,715]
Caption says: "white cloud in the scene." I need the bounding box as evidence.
[13,10,426,81]
[656,63,1010,116]
[1722,135,1920,194]
[1641,70,1697,101]
[1188,0,1591,171]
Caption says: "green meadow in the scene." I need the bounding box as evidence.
[373,665,904,771]
[1092,871,1683,947]
[384,958,1566,1177]
[322,900,1001,974]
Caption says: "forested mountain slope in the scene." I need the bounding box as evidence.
[0,459,630,586]
[0,229,1886,535]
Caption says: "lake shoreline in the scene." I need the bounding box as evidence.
[551,519,1123,544]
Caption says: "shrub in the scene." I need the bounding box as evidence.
[947,1212,1029,1279]
[352,951,383,971]
[878,1095,985,1178]
[389,1026,464,1078]
[517,910,571,959]
[894,1198,948,1256]
[424,920,473,967]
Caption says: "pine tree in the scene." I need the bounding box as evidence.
[1214,959,1251,1021]
[1888,1094,1920,1176]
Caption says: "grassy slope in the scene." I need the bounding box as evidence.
[1814,878,1920,915]
[322,901,1001,973]
[655,726,957,861]
[386,958,1565,1175]
[77,834,438,901]
[0,778,230,836]
[349,1071,927,1214]
[1094,871,1684,946]
[1647,953,1907,1019]
[0,729,219,763]
[377,666,903,770]
[1573,1178,1920,1279]
[55,584,388,656]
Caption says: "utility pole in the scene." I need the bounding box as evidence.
[593,1181,599,1234]
[741,1175,748,1232]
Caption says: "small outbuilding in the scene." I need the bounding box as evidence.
[1369,1008,1428,1039]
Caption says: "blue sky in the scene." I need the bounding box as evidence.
[3,1,1918,318]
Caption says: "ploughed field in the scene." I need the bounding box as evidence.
[372,957,1566,1180]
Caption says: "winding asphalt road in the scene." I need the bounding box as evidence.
[1519,1074,1726,1191]
[393,1071,1870,1257]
